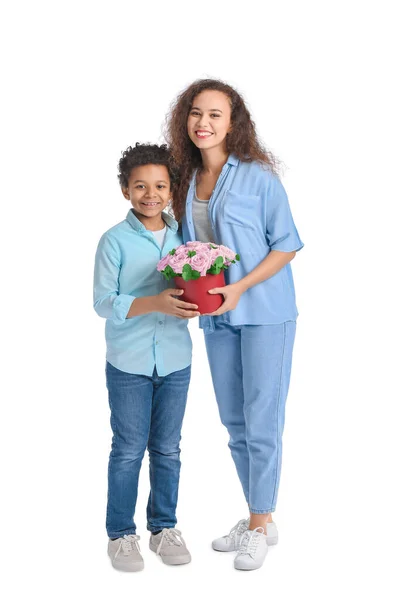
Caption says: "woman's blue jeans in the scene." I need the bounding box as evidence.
[204,319,296,514]
[105,362,191,538]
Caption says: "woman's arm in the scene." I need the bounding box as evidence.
[207,250,296,316]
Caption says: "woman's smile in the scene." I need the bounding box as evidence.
[195,130,213,139]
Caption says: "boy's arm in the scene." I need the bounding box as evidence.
[93,233,137,324]
[93,234,200,322]
[127,289,199,319]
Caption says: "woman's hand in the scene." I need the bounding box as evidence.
[154,289,200,319]
[205,283,244,316]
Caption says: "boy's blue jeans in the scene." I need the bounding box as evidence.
[105,362,191,539]
[204,318,296,514]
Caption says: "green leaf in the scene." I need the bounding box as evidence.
[181,263,201,281]
[207,264,222,275]
[181,264,192,281]
[235,253,240,261]
[187,250,196,258]
[169,248,176,255]
[162,265,178,281]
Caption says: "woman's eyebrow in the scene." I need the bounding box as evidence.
[191,106,223,113]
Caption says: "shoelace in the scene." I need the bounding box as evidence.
[237,527,265,558]
[115,534,141,558]
[226,518,249,544]
[156,528,184,554]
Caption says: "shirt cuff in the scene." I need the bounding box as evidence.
[270,237,304,253]
[112,294,136,324]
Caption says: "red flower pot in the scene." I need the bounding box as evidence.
[175,271,225,315]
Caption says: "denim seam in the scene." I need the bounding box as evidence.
[271,321,287,508]
[249,508,276,514]
[108,529,136,538]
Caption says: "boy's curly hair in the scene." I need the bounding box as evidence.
[118,143,178,189]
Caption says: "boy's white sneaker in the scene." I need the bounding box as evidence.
[108,534,144,572]
[212,519,278,552]
[149,528,191,565]
[234,527,269,571]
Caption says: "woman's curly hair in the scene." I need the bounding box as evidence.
[118,142,178,190]
[164,79,279,222]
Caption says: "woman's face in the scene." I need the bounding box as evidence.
[187,90,231,152]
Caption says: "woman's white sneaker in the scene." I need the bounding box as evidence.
[108,534,144,572]
[212,518,250,551]
[234,527,268,571]
[212,519,278,551]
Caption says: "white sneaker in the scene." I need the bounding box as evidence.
[108,534,144,572]
[212,519,278,552]
[149,528,191,565]
[234,527,268,571]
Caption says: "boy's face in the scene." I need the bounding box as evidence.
[122,164,171,225]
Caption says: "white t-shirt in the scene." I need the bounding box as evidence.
[152,225,167,249]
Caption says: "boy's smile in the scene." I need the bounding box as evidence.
[122,164,171,230]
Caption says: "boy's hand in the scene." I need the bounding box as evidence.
[155,289,200,319]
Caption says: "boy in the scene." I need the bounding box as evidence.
[93,143,199,571]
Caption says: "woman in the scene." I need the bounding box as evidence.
[166,79,303,571]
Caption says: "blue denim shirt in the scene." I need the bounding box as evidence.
[94,209,192,376]
[182,155,304,332]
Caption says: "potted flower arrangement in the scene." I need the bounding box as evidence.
[157,242,240,314]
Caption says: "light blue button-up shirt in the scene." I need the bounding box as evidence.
[94,209,192,376]
[182,154,303,331]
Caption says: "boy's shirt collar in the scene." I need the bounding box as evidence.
[126,208,178,233]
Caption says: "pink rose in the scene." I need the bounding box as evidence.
[168,253,189,274]
[157,254,172,272]
[219,245,236,262]
[174,244,188,257]
[186,241,209,253]
[189,250,213,276]
[208,247,222,266]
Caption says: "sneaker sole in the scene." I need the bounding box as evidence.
[234,562,264,571]
[212,541,236,552]
[149,542,191,565]
[109,559,144,572]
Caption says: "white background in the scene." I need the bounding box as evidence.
[1,1,399,598]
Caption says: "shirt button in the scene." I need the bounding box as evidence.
[156,341,159,345]
[158,321,163,325]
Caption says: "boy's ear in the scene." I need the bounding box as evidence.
[121,187,130,201]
